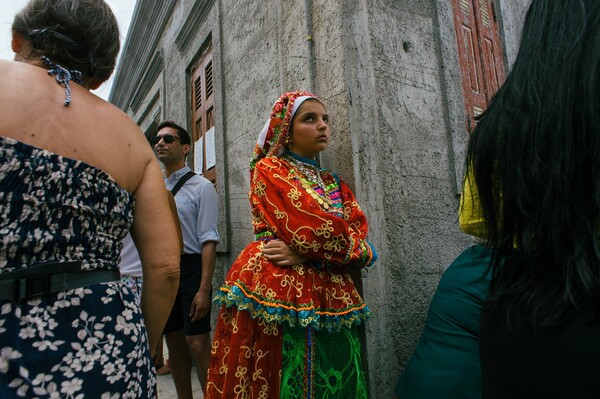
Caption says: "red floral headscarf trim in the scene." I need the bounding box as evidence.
[250,90,318,171]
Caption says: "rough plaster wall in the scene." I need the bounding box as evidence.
[353,0,474,397]
[219,0,278,263]
[434,0,471,195]
[155,6,186,128]
[217,0,318,271]
[311,1,353,185]
[277,2,314,92]
[132,79,162,131]
[338,2,395,397]
[498,0,530,66]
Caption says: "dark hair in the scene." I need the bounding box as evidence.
[157,121,191,145]
[465,0,600,327]
[12,0,120,83]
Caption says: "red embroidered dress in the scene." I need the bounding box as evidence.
[206,153,376,398]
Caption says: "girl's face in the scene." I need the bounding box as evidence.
[288,100,330,159]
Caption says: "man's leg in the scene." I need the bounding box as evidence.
[155,338,164,366]
[165,330,193,399]
[178,254,211,391]
[186,332,211,390]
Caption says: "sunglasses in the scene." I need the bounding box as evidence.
[150,134,180,145]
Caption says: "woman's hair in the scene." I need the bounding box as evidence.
[466,0,600,327]
[12,0,120,83]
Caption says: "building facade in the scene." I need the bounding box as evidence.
[110,0,530,397]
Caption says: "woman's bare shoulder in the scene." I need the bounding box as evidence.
[0,60,156,191]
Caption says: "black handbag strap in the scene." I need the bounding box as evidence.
[170,171,196,196]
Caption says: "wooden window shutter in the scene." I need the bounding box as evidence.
[191,46,216,184]
[452,0,506,132]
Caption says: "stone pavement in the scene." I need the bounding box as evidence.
[155,340,203,399]
[156,372,203,399]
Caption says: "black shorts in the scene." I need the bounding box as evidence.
[163,253,211,336]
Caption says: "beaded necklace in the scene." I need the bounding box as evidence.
[283,152,344,216]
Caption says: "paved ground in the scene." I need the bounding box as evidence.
[156,372,203,399]
[155,341,204,399]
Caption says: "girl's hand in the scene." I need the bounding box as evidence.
[261,239,309,266]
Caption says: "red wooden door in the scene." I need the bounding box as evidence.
[191,46,216,183]
[452,0,506,132]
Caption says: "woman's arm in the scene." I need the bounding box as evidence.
[252,158,376,268]
[131,159,180,355]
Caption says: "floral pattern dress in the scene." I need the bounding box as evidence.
[0,137,156,398]
[206,153,377,398]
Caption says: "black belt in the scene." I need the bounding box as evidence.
[0,261,120,301]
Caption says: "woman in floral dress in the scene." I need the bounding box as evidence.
[0,0,180,397]
[205,91,377,398]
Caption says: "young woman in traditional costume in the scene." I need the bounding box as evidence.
[205,91,377,398]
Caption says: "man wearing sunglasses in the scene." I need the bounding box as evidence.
[152,121,220,398]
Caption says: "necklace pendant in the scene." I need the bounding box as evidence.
[288,155,337,212]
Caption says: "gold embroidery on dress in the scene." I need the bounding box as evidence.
[326,287,353,306]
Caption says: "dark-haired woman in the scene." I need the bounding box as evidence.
[205,91,377,398]
[464,0,600,397]
[0,0,179,397]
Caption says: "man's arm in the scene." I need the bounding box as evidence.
[189,181,220,322]
[190,241,216,322]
